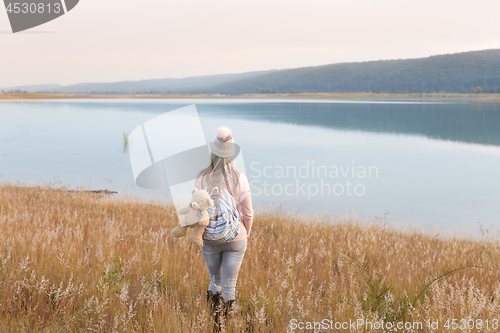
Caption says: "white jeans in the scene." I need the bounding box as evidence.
[201,238,247,302]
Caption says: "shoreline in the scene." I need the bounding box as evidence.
[1,92,500,103]
[2,181,494,240]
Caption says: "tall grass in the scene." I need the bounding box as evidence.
[122,131,129,153]
[1,182,500,332]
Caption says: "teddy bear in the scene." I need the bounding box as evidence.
[171,187,214,247]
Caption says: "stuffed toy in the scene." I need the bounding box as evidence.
[171,188,214,247]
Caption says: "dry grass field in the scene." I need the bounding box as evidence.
[1,182,500,332]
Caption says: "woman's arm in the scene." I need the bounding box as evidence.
[239,191,254,237]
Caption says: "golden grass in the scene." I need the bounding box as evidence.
[1,182,500,332]
[1,93,500,103]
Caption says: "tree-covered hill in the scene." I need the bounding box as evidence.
[3,49,499,94]
[209,49,500,94]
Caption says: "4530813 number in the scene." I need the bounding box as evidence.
[6,3,62,14]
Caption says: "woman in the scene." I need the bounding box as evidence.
[194,126,253,321]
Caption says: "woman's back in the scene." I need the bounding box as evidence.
[194,171,253,240]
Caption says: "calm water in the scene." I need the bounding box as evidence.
[1,99,499,233]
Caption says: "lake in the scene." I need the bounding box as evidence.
[1,98,499,233]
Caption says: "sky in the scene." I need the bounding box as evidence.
[0,0,499,88]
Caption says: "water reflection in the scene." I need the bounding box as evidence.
[0,99,499,232]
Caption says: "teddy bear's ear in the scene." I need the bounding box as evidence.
[192,187,198,194]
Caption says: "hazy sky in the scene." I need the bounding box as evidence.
[1,0,499,88]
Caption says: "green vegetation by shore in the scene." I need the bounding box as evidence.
[1,183,499,332]
[1,92,500,103]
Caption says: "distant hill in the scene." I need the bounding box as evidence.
[3,49,500,94]
[2,71,275,94]
[208,49,500,94]
[1,84,63,92]
[3,71,276,95]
